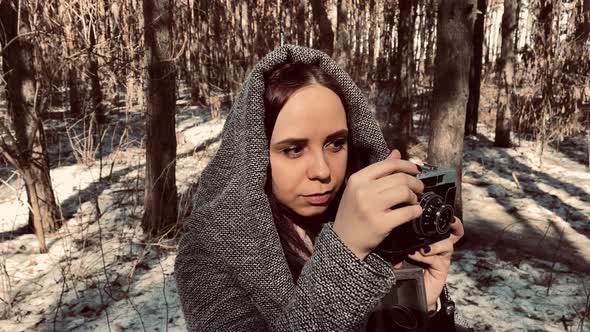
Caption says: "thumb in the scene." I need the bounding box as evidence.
[388,149,402,160]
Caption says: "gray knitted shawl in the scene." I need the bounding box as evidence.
[175,45,411,331]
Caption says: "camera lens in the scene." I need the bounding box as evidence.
[434,204,454,234]
[414,192,454,236]
[385,305,419,329]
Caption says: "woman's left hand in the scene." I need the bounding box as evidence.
[405,216,464,312]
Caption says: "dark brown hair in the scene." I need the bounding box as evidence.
[263,63,360,282]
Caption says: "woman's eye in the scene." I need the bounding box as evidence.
[329,139,347,151]
[283,146,303,157]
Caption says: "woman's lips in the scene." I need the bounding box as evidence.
[303,192,332,205]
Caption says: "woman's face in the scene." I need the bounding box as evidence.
[269,84,348,217]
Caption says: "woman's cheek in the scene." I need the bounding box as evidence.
[333,151,348,182]
[271,158,301,201]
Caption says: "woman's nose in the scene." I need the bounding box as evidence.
[307,152,331,181]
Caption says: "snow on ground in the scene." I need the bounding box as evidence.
[0,96,589,331]
[451,124,589,331]
[0,153,191,331]
[449,249,589,331]
[406,121,590,331]
[0,101,223,332]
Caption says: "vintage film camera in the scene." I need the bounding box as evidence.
[367,164,457,331]
[375,164,457,263]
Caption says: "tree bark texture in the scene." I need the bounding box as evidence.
[582,0,590,166]
[0,0,60,253]
[494,0,517,147]
[143,0,179,237]
[60,3,82,116]
[296,0,306,46]
[535,0,554,165]
[121,0,141,113]
[465,0,487,136]
[334,0,351,70]
[584,0,590,40]
[427,0,477,220]
[311,0,336,56]
[385,0,415,159]
[196,0,210,104]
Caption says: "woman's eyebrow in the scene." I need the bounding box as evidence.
[274,129,348,146]
[324,129,348,142]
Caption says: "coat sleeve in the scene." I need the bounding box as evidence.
[174,222,397,332]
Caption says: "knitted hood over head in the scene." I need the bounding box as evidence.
[177,44,392,326]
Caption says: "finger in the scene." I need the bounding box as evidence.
[408,251,450,274]
[419,239,454,257]
[448,217,464,244]
[382,204,423,229]
[388,149,402,160]
[353,159,420,183]
[373,172,425,195]
[375,186,419,211]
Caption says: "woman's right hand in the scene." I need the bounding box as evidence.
[332,150,424,260]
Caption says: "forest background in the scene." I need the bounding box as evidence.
[0,0,589,330]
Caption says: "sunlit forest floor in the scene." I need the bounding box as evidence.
[0,86,588,331]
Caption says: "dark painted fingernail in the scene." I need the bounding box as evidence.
[416,165,423,172]
[422,246,431,253]
[451,218,457,223]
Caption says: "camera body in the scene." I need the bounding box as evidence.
[374,164,457,263]
[367,262,429,331]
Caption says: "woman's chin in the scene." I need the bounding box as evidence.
[295,204,329,217]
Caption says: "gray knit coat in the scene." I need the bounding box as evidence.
[174,45,462,331]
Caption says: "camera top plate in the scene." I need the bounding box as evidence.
[416,164,456,188]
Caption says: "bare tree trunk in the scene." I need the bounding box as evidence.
[535,0,554,166]
[353,1,364,82]
[90,24,104,115]
[584,0,590,39]
[367,0,376,77]
[254,4,267,59]
[296,0,306,45]
[514,0,521,54]
[236,1,248,86]
[380,2,395,78]
[371,0,383,75]
[142,0,178,237]
[465,0,487,136]
[134,0,146,112]
[494,0,517,147]
[417,2,427,83]
[334,0,351,70]
[384,0,415,159]
[0,0,60,253]
[375,2,395,126]
[196,0,210,104]
[582,0,590,166]
[568,0,590,167]
[491,4,503,64]
[226,0,238,90]
[21,157,57,233]
[60,3,82,116]
[188,0,199,104]
[360,4,371,85]
[424,0,437,80]
[427,0,476,220]
[122,0,139,113]
[67,68,82,115]
[310,0,336,55]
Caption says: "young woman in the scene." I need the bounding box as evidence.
[175,45,469,331]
